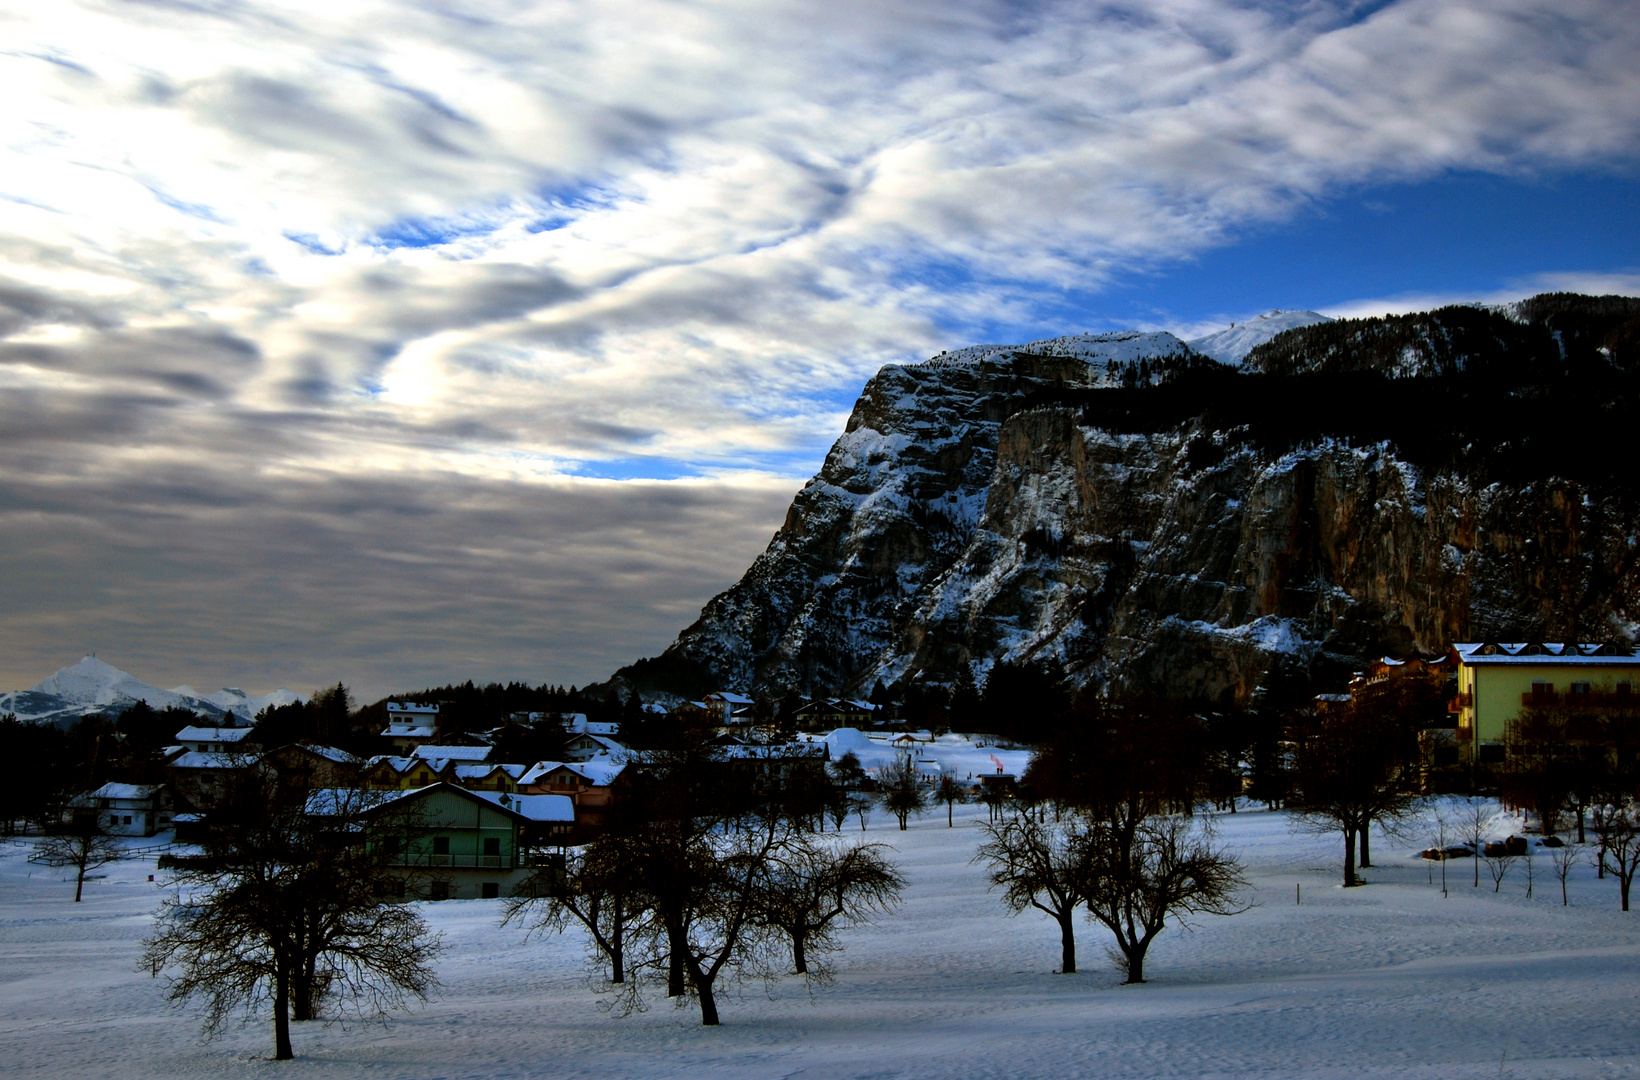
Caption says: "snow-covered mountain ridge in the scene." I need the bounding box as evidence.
[1186,310,1332,364]
[615,293,1640,704]
[1,656,301,726]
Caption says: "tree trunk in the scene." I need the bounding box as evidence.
[292,958,314,1022]
[1577,807,1586,845]
[273,967,294,1060]
[947,801,953,827]
[665,916,687,997]
[898,814,907,831]
[74,865,85,903]
[1123,946,1144,984]
[1343,826,1358,887]
[1622,874,1632,913]
[1057,911,1076,974]
[1359,825,1371,869]
[696,978,720,1026]
[792,932,807,975]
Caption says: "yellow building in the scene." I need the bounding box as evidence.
[1450,642,1640,760]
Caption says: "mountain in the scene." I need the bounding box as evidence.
[0,656,302,726]
[1186,310,1333,364]
[615,293,1640,707]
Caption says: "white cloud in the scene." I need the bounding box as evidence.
[1,0,1637,690]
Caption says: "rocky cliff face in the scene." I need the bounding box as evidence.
[618,295,1640,705]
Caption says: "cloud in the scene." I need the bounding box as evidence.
[0,0,1636,692]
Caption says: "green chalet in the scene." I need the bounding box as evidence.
[360,783,574,901]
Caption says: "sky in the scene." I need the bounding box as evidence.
[1,0,1637,702]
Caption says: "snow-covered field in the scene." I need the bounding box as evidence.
[6,803,1640,1079]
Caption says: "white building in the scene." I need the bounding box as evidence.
[70,783,173,837]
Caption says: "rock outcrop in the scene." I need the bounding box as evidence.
[617,295,1640,704]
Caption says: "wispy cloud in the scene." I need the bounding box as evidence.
[1,0,1637,694]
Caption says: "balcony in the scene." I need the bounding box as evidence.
[1448,692,1473,712]
[1522,691,1560,706]
[388,853,514,870]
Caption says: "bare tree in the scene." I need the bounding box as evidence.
[1084,813,1249,984]
[505,836,647,984]
[756,835,904,977]
[1426,805,1452,898]
[141,777,440,1059]
[1456,798,1500,890]
[1290,701,1421,887]
[851,791,875,832]
[1482,843,1518,893]
[1594,801,1640,911]
[34,812,123,903]
[878,758,927,831]
[973,808,1093,974]
[1549,844,1582,906]
[934,773,967,827]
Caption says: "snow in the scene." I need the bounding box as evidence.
[802,728,1033,780]
[4,804,1640,1077]
[1188,310,1334,365]
[1,657,300,725]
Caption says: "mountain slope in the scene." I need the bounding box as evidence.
[618,294,1640,705]
[1186,309,1333,364]
[1,656,301,725]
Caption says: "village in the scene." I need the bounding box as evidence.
[18,638,1640,906]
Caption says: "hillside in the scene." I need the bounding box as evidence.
[614,294,1640,706]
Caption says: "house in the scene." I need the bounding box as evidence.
[264,743,363,789]
[168,750,258,810]
[562,733,624,763]
[1450,642,1640,762]
[357,783,573,901]
[793,698,880,732]
[703,691,756,726]
[363,755,453,790]
[451,763,526,794]
[411,744,492,766]
[173,725,256,753]
[519,758,629,837]
[69,782,173,836]
[382,702,439,753]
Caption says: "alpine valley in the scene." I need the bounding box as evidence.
[613,293,1640,707]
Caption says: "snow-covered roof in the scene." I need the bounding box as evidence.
[472,791,575,823]
[169,751,253,769]
[412,744,491,762]
[382,723,436,737]
[1454,642,1640,666]
[708,691,755,705]
[386,701,439,714]
[287,744,362,765]
[174,725,254,743]
[520,759,627,787]
[71,782,164,805]
[453,763,527,780]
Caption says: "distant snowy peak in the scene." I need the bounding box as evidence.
[2,656,302,725]
[30,656,192,711]
[1187,310,1334,365]
[924,330,1193,377]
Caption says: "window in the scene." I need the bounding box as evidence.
[1531,681,1554,696]
[429,881,451,901]
[123,815,133,825]
[481,882,500,899]
[482,837,500,856]
[433,836,450,855]
[1571,681,1592,696]
[1619,682,1634,697]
